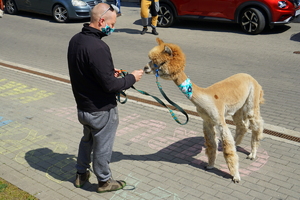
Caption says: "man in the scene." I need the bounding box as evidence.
[140,0,159,35]
[67,3,143,193]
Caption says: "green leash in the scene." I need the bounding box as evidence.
[117,70,189,125]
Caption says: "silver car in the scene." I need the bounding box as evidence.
[4,0,103,22]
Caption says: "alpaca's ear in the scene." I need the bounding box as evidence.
[164,45,173,56]
[156,37,164,45]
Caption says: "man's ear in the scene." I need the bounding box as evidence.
[98,18,105,27]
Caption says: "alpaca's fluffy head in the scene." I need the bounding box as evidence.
[144,38,186,80]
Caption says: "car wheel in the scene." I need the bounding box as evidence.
[157,4,174,27]
[53,4,69,23]
[5,0,18,15]
[240,8,265,34]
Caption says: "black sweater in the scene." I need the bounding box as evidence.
[67,24,136,112]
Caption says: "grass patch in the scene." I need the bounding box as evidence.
[0,177,38,200]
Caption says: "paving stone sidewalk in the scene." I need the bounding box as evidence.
[0,65,299,200]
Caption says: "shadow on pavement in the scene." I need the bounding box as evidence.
[24,147,100,192]
[290,32,300,42]
[5,10,90,24]
[112,137,250,180]
[132,18,291,35]
[25,137,251,189]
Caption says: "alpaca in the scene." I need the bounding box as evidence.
[144,38,265,183]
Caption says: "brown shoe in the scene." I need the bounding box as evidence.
[74,171,90,188]
[97,178,126,193]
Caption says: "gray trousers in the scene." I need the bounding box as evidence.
[76,107,119,182]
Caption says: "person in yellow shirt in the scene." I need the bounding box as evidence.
[140,0,159,35]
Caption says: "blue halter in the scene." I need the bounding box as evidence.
[153,63,160,77]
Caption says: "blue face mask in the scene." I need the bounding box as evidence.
[101,24,114,35]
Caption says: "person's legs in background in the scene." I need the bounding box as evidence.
[150,0,159,35]
[114,0,121,16]
[140,0,151,34]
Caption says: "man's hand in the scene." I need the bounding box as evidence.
[131,69,144,82]
[114,69,122,77]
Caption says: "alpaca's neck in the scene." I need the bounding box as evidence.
[173,72,189,86]
[173,71,204,100]
[173,72,193,99]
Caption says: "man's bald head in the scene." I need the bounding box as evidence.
[90,3,116,24]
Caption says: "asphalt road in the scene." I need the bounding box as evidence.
[0,2,299,133]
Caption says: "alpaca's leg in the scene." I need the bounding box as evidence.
[219,124,241,183]
[203,121,218,169]
[248,113,264,160]
[232,109,249,146]
[246,84,264,160]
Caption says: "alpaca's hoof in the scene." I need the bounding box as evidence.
[247,153,256,160]
[232,175,241,183]
[204,165,214,170]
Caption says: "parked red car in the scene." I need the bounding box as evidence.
[158,0,300,34]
